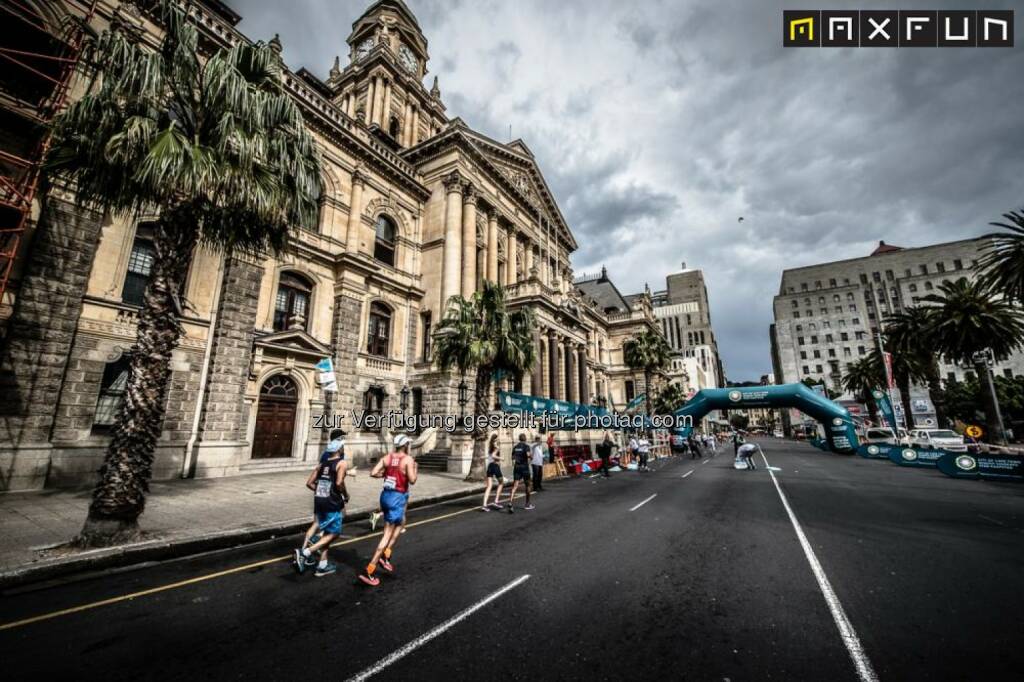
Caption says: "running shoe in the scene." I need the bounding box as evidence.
[490,502,503,509]
[379,557,394,573]
[480,506,490,512]
[369,511,382,531]
[358,573,381,586]
[304,552,318,566]
[507,503,515,514]
[314,562,337,577]
[524,504,536,510]
[293,548,307,575]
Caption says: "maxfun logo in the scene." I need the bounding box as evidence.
[783,10,1013,47]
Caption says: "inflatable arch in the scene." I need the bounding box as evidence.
[672,383,859,453]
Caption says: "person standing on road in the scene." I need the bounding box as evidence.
[507,433,534,512]
[531,434,545,492]
[637,433,651,471]
[359,435,417,587]
[295,432,349,577]
[546,432,556,463]
[737,442,759,471]
[482,433,505,512]
[597,432,616,477]
[688,434,702,460]
[627,433,639,467]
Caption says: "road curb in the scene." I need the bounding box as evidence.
[0,485,486,591]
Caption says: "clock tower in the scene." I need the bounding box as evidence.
[329,0,446,148]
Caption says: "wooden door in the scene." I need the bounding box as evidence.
[252,375,298,459]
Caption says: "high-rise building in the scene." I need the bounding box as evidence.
[770,237,1022,427]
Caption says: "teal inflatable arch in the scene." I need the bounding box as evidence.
[672,383,860,453]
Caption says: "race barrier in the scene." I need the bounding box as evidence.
[937,452,1024,481]
[885,446,945,468]
[856,443,896,459]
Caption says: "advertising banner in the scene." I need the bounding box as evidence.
[883,352,895,389]
[886,446,945,467]
[871,389,898,430]
[315,357,337,393]
[856,442,894,459]
[937,452,1024,482]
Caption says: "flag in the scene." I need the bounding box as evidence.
[883,352,895,389]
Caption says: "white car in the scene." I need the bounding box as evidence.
[909,429,967,452]
[861,427,910,446]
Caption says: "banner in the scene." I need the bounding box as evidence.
[856,442,894,459]
[315,357,337,393]
[871,389,898,431]
[625,393,646,411]
[937,452,1024,482]
[883,352,895,389]
[886,446,944,467]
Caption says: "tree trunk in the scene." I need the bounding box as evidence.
[861,388,879,425]
[77,206,198,547]
[643,370,653,425]
[975,360,1005,445]
[896,372,916,431]
[464,366,492,482]
[926,360,947,429]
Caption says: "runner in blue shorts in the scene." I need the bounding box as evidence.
[294,435,348,577]
[359,435,418,587]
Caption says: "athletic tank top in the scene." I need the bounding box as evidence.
[313,458,344,514]
[382,453,409,493]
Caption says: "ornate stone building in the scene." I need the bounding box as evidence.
[0,0,658,491]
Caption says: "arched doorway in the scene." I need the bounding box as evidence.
[252,374,298,459]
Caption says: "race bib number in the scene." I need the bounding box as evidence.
[383,475,397,490]
[315,479,332,498]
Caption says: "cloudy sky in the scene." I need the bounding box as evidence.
[233,0,1023,381]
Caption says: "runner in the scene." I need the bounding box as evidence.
[737,442,760,471]
[359,434,417,587]
[298,429,346,568]
[294,431,349,577]
[637,433,651,471]
[507,433,533,513]
[482,433,505,511]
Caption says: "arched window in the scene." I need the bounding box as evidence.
[274,272,313,331]
[374,215,396,266]
[367,302,391,356]
[388,116,401,139]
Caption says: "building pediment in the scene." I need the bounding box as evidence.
[254,329,332,360]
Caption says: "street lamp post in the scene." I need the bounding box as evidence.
[400,384,410,413]
[457,376,469,422]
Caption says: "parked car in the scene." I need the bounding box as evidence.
[861,427,910,446]
[909,429,967,452]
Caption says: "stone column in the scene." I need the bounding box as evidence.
[460,184,477,297]
[578,345,589,404]
[345,168,365,253]
[382,80,392,128]
[507,231,518,286]
[372,76,384,126]
[441,172,463,310]
[548,331,560,401]
[364,79,375,125]
[486,209,499,282]
[0,199,102,490]
[525,242,534,278]
[532,327,544,397]
[411,107,419,145]
[564,340,575,403]
[192,255,263,474]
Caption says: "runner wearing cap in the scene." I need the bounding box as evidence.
[359,434,417,586]
[294,429,348,577]
[297,428,347,569]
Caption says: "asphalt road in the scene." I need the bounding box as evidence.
[1,439,1022,681]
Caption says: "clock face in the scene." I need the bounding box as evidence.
[398,44,417,73]
[355,38,373,61]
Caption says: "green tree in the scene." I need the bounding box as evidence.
[729,413,750,431]
[45,2,321,546]
[883,307,947,428]
[923,278,1024,444]
[624,328,672,418]
[839,356,883,424]
[978,209,1024,305]
[433,281,535,480]
[652,382,689,415]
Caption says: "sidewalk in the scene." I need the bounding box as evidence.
[0,467,484,588]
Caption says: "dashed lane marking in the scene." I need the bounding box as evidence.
[629,494,658,512]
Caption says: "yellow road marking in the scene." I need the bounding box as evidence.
[0,496,516,632]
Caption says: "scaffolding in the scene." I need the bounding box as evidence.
[0,0,97,310]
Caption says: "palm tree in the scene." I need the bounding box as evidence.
[978,209,1024,305]
[839,356,883,424]
[46,2,321,546]
[883,307,947,428]
[433,281,535,480]
[623,328,672,417]
[652,382,689,415]
[922,278,1024,444]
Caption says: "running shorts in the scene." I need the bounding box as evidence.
[513,465,531,481]
[316,510,343,535]
[380,489,409,525]
[486,462,504,480]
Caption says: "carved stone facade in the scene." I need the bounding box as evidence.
[0,0,658,490]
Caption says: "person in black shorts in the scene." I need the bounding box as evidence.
[508,433,533,512]
[482,433,505,511]
[294,437,348,577]
[597,432,616,477]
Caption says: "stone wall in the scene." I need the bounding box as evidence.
[0,198,102,490]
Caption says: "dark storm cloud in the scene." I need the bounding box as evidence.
[230,0,1024,380]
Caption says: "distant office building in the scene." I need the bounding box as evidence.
[770,237,1023,427]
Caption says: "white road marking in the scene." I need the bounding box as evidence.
[701,459,709,464]
[761,451,879,682]
[345,574,531,682]
[681,470,694,479]
[629,494,657,511]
